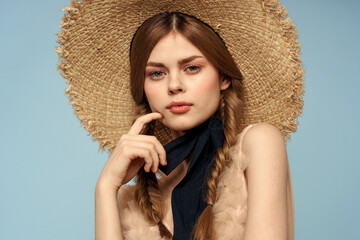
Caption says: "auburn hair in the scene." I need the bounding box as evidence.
[129,12,243,239]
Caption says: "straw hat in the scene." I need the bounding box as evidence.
[56,0,304,152]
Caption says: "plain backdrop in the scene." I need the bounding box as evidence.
[0,0,359,239]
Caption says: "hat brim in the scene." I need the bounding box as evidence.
[56,0,304,152]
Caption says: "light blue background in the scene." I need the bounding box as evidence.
[1,0,359,239]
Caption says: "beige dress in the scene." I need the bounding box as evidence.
[117,124,295,239]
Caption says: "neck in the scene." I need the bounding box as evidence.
[170,128,186,140]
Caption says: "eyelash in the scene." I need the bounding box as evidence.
[149,71,165,79]
[185,65,201,73]
[147,65,201,79]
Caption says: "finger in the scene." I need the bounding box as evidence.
[127,146,154,173]
[128,112,163,135]
[151,137,167,166]
[123,135,167,166]
[126,140,160,172]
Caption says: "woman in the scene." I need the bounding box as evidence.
[57,1,304,239]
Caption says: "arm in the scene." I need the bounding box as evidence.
[95,113,167,240]
[95,182,123,240]
[242,123,290,240]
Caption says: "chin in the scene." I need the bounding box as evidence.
[162,114,211,132]
[162,119,195,131]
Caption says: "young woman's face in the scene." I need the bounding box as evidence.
[144,32,230,137]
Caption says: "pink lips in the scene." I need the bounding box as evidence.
[166,101,193,113]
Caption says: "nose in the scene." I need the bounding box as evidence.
[168,74,185,95]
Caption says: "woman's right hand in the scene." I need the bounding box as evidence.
[96,112,167,192]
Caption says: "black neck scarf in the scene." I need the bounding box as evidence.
[159,115,225,240]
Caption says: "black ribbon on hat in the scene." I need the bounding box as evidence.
[159,115,225,240]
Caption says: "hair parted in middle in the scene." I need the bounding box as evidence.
[129,12,244,240]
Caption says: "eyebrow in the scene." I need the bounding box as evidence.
[146,55,204,68]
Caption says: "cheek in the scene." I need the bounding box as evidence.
[195,74,221,97]
[144,83,162,107]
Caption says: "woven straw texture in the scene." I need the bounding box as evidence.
[56,0,305,152]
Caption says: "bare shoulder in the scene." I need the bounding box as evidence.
[243,122,284,145]
[242,123,287,160]
[241,122,289,182]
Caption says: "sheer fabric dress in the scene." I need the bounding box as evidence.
[117,124,295,240]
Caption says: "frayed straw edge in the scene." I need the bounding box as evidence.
[55,1,115,152]
[262,0,305,143]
